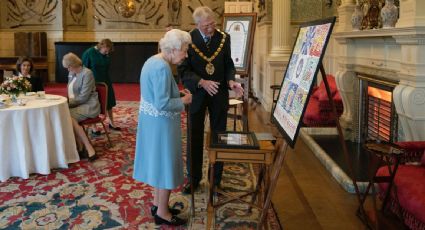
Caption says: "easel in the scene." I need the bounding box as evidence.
[257,63,363,229]
[318,64,364,224]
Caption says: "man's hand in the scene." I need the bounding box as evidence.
[228,80,244,97]
[199,79,220,96]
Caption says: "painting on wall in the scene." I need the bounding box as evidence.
[272,17,336,148]
[1,0,61,29]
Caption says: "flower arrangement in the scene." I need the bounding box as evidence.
[0,75,32,96]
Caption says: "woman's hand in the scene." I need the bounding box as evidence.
[180,89,192,105]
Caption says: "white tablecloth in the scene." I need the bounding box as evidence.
[0,94,79,182]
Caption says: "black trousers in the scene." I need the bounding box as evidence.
[187,95,228,186]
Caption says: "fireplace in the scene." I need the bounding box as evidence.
[358,75,398,143]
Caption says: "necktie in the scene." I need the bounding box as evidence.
[204,36,211,48]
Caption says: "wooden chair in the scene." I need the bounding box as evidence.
[79,82,112,147]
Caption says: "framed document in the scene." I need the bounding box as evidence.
[222,13,256,75]
[210,131,259,149]
[272,17,336,148]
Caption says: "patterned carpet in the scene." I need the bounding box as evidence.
[0,101,281,229]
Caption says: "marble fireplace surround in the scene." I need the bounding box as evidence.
[333,27,425,142]
[300,26,425,193]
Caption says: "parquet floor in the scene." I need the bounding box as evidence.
[246,101,366,229]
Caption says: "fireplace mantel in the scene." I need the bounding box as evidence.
[334,26,425,41]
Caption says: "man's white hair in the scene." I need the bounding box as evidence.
[192,6,215,24]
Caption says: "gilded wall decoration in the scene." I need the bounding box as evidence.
[65,0,88,27]
[0,0,226,30]
[168,0,182,26]
[92,0,164,29]
[2,0,60,29]
[90,0,224,30]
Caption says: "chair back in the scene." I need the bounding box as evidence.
[96,82,108,116]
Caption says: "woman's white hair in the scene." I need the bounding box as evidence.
[192,6,214,24]
[62,52,82,68]
[159,29,192,54]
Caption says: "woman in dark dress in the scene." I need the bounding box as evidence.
[82,39,120,130]
[15,57,44,92]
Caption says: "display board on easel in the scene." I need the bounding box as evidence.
[222,12,256,75]
[272,17,336,148]
[222,13,257,131]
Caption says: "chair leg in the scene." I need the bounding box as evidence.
[101,122,112,147]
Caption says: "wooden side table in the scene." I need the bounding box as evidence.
[205,132,276,229]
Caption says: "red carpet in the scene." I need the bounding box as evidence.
[0,101,281,229]
[112,83,140,101]
[45,83,140,101]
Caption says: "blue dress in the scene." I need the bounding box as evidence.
[133,55,185,189]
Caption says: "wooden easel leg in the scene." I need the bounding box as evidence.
[319,64,364,224]
[257,139,289,230]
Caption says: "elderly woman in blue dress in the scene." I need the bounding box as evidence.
[63,52,100,161]
[133,29,192,226]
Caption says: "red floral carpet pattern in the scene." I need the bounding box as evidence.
[0,101,281,229]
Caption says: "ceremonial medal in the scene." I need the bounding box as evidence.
[191,30,226,76]
[205,63,215,75]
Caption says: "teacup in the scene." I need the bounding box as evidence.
[37,91,46,99]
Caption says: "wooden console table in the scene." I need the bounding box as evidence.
[205,132,276,229]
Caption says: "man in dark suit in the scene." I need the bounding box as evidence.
[178,6,243,194]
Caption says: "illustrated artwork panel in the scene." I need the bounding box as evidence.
[272,17,336,147]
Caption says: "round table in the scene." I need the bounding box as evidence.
[0,94,80,182]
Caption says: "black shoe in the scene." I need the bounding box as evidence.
[182,182,199,195]
[78,148,88,159]
[150,205,181,216]
[88,153,98,162]
[154,214,186,226]
[109,124,121,131]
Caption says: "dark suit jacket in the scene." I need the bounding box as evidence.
[28,76,44,92]
[14,71,44,92]
[178,29,236,112]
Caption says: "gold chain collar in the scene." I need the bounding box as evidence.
[191,30,226,75]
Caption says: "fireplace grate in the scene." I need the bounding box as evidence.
[359,76,398,144]
[367,95,392,141]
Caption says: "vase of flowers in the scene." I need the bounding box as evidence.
[0,75,32,101]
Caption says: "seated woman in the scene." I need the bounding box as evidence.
[63,52,100,161]
[14,56,44,92]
